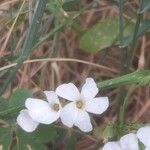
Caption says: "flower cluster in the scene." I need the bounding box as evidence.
[17,78,109,133]
[102,126,150,150]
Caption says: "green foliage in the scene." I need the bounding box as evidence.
[80,18,119,53]
[139,142,145,150]
[9,89,32,108]
[0,89,32,118]
[94,124,118,140]
[138,20,150,37]
[0,0,47,95]
[46,0,63,12]
[122,20,150,47]
[141,0,150,12]
[0,97,8,111]
[66,132,82,150]
[7,13,26,31]
[0,128,12,149]
[62,0,80,11]
[15,125,57,150]
[97,70,150,89]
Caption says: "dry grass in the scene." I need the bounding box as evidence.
[0,0,150,149]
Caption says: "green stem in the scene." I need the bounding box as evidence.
[118,1,143,135]
[127,1,143,68]
[0,70,149,118]
[119,85,137,130]
[118,0,127,135]
[0,0,47,96]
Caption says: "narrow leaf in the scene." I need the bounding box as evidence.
[97,70,150,89]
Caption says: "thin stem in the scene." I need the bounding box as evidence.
[0,58,116,73]
[118,0,144,135]
[118,0,127,135]
[119,86,137,128]
[0,0,47,96]
[127,1,143,68]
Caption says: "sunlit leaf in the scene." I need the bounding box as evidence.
[80,18,119,53]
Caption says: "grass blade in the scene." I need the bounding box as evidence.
[0,0,47,96]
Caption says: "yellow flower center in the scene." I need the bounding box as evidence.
[76,100,84,109]
[52,103,60,112]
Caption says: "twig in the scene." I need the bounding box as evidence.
[0,58,118,73]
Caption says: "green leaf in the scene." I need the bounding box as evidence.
[46,0,63,12]
[125,123,150,132]
[97,70,150,89]
[16,130,47,150]
[138,20,150,37]
[62,0,80,11]
[29,125,57,143]
[80,18,119,53]
[94,124,117,140]
[0,89,32,118]
[7,13,26,31]
[16,125,57,150]
[0,97,8,111]
[66,133,82,150]
[141,0,150,13]
[139,141,145,150]
[9,89,32,108]
[0,128,12,149]
[122,20,150,47]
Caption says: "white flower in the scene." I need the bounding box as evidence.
[17,109,39,132]
[102,133,139,150]
[137,126,150,150]
[56,78,109,132]
[17,91,62,132]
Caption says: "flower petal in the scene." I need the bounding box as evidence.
[81,78,98,100]
[60,102,77,127]
[146,145,150,150]
[85,97,109,114]
[44,91,59,104]
[137,126,150,147]
[74,110,92,132]
[102,142,121,150]
[120,133,139,150]
[56,83,80,101]
[25,98,60,124]
[17,109,39,132]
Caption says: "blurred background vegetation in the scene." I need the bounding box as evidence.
[0,0,150,149]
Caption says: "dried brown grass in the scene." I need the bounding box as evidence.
[0,0,150,149]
